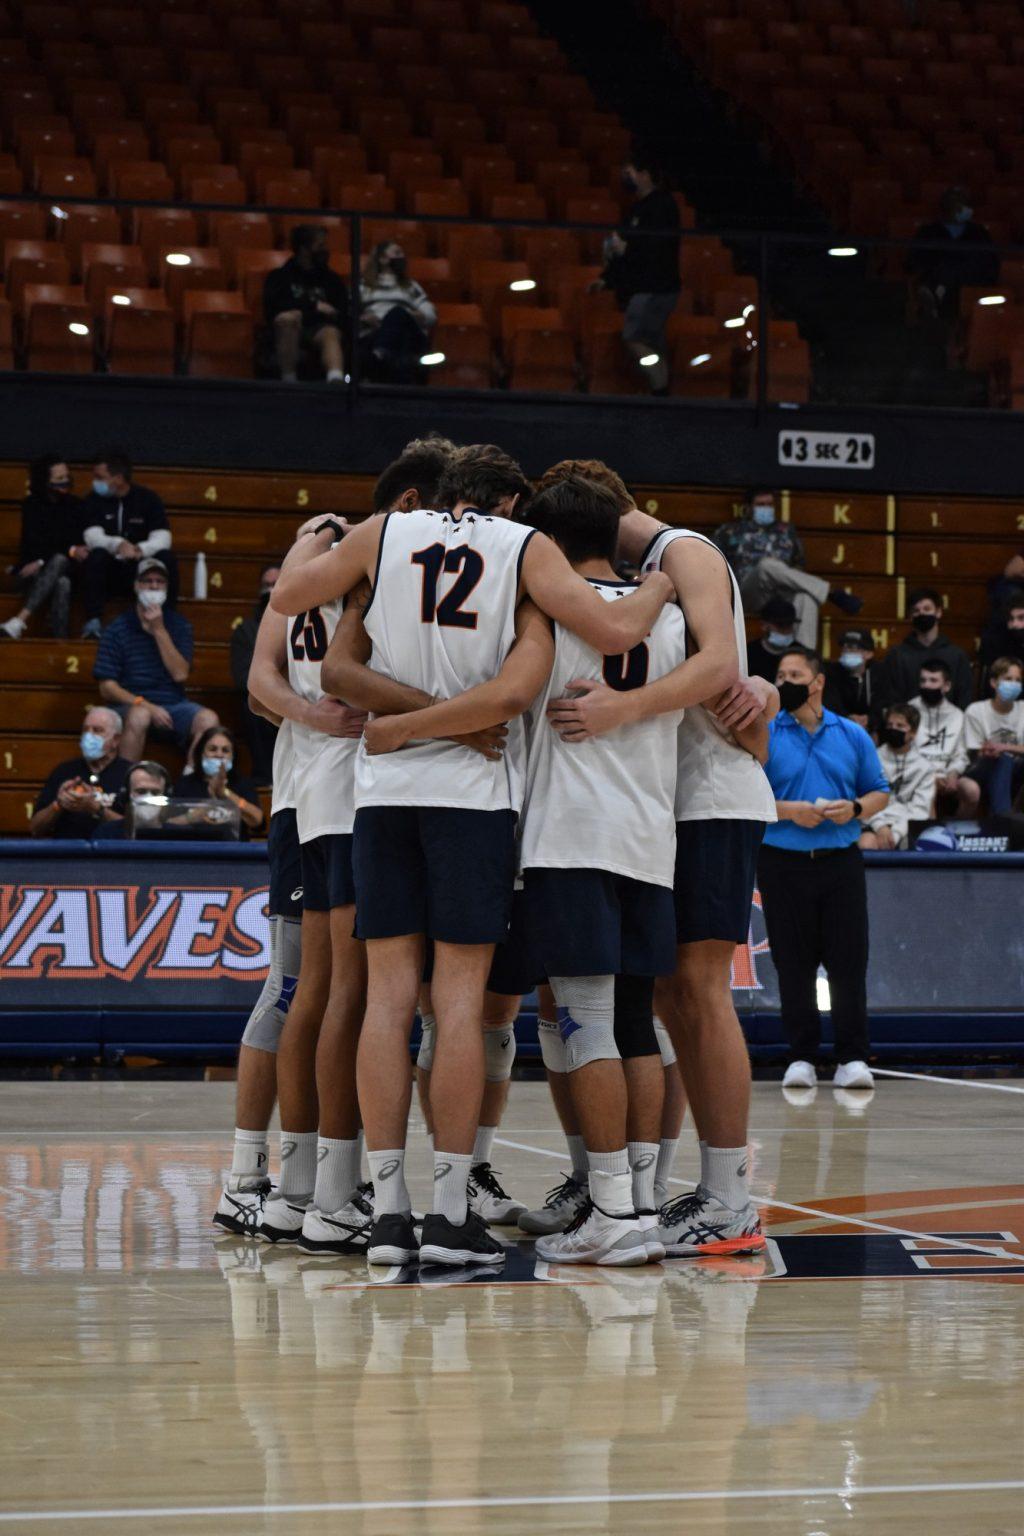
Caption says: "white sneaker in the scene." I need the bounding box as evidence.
[212,1180,269,1237]
[298,1200,372,1257]
[518,1173,589,1235]
[833,1059,874,1090]
[0,616,26,640]
[638,1211,666,1262]
[782,1059,817,1089]
[657,1187,765,1258]
[467,1162,526,1224]
[536,1202,649,1267]
[255,1193,309,1244]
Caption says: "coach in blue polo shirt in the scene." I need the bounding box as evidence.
[758,646,889,1093]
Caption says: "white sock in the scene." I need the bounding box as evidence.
[566,1134,588,1181]
[472,1125,496,1165]
[425,1131,434,1155]
[434,1150,473,1224]
[702,1145,750,1211]
[356,1128,365,1181]
[628,1140,659,1213]
[230,1128,269,1186]
[653,1136,679,1206]
[699,1138,709,1188]
[313,1137,361,1213]
[587,1148,633,1217]
[277,1130,317,1200]
[326,367,344,381]
[367,1149,411,1216]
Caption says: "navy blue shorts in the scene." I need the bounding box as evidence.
[300,832,356,913]
[353,806,516,944]
[486,890,536,996]
[522,867,676,979]
[673,818,765,944]
[267,809,303,920]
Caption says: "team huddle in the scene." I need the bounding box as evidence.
[213,437,780,1270]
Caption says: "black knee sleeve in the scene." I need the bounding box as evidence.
[613,974,659,1058]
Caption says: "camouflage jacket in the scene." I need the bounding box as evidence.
[712,517,805,581]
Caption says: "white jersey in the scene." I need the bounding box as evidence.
[286,596,360,843]
[355,508,536,812]
[269,718,296,816]
[642,526,777,824]
[519,581,686,889]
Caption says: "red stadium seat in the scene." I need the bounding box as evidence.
[182,289,254,377]
[81,242,148,309]
[4,239,70,311]
[427,303,493,389]
[22,282,94,371]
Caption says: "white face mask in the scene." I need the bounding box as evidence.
[137,587,167,609]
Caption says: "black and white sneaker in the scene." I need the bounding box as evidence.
[213,1180,269,1237]
[355,1180,375,1216]
[298,1201,371,1257]
[419,1211,506,1268]
[255,1193,309,1244]
[367,1212,419,1267]
[468,1163,526,1224]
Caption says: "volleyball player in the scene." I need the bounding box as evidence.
[272,444,673,1268]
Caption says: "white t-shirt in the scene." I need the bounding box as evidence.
[354,508,536,813]
[909,696,967,775]
[286,596,360,843]
[963,697,1024,752]
[641,526,777,824]
[519,581,686,888]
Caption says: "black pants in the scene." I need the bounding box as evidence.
[757,843,870,1065]
[360,307,427,384]
[83,548,180,619]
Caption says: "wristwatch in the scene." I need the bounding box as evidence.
[313,518,345,542]
[852,799,863,818]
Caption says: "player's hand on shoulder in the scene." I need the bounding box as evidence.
[639,567,676,604]
[310,696,367,738]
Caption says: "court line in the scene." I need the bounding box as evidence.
[2,1479,1022,1523]
[494,1136,1024,1263]
[871,1068,1024,1094]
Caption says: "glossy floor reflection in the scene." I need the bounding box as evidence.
[0,1079,1021,1533]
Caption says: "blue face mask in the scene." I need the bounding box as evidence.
[840,651,865,670]
[752,504,775,527]
[92,478,111,497]
[766,629,794,649]
[80,730,106,760]
[996,679,1022,703]
[202,755,232,777]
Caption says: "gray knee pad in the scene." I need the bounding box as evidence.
[416,1012,436,1072]
[241,916,301,1053]
[537,1017,566,1073]
[483,1023,516,1082]
[654,1017,677,1067]
[550,975,618,1072]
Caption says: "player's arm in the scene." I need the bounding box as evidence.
[320,583,434,715]
[270,515,384,615]
[521,532,673,654]
[248,603,365,738]
[364,602,554,754]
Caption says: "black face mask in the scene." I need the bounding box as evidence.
[883,726,908,749]
[621,171,639,193]
[311,248,329,268]
[778,681,810,713]
[919,685,944,706]
[911,612,937,633]
[49,482,72,497]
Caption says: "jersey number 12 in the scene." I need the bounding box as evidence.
[411,543,483,629]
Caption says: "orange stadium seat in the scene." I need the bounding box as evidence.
[4,240,70,311]
[428,302,493,389]
[210,211,275,277]
[0,203,47,246]
[158,245,226,311]
[182,289,254,376]
[235,247,287,313]
[22,282,94,370]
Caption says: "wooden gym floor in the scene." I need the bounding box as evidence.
[0,1076,1021,1534]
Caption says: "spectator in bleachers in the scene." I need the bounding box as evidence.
[859,704,934,851]
[93,558,218,765]
[264,224,347,384]
[1,456,87,641]
[80,450,176,639]
[594,153,680,395]
[174,724,264,839]
[746,597,797,684]
[28,704,131,839]
[911,187,998,322]
[714,487,862,650]
[987,550,1024,615]
[880,587,973,711]
[823,628,886,733]
[230,564,281,786]
[359,240,436,385]
[911,660,968,808]
[95,760,173,840]
[979,592,1024,676]
[959,657,1024,816]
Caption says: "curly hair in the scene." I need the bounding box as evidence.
[435,443,532,514]
[537,458,633,515]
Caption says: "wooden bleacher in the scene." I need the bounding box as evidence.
[2,463,1020,835]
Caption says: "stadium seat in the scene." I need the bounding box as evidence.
[22,282,94,371]
[427,303,493,389]
[669,316,736,398]
[157,246,226,312]
[210,212,274,278]
[93,127,151,188]
[109,162,175,202]
[3,240,70,312]
[410,257,463,305]
[0,204,47,246]
[182,290,254,377]
[235,247,287,314]
[81,242,148,310]
[469,259,540,327]
[507,325,576,392]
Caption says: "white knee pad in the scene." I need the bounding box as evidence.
[654,1016,677,1068]
[483,1023,516,1082]
[537,1017,566,1073]
[241,916,301,1053]
[416,1012,436,1072]
[550,975,618,1072]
